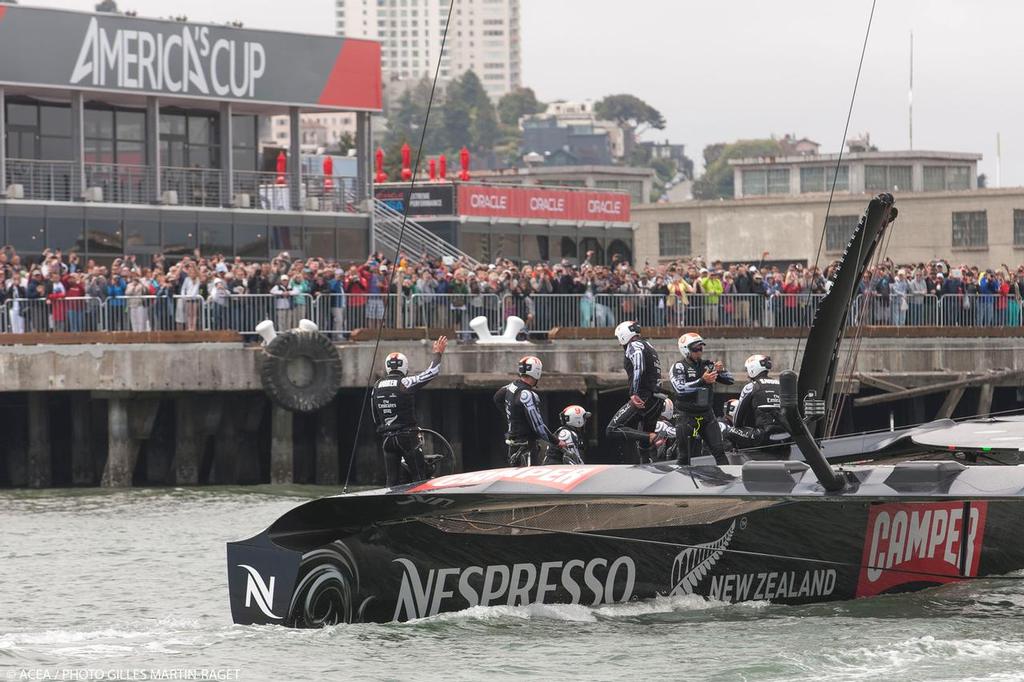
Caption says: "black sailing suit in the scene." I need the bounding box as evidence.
[670,358,735,464]
[372,353,442,486]
[494,379,553,467]
[606,338,663,463]
[727,375,791,457]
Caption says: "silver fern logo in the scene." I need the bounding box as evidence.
[669,521,736,595]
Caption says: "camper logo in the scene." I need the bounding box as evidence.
[238,564,282,620]
[856,501,988,597]
[669,521,735,595]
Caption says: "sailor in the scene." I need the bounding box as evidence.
[493,356,554,467]
[671,332,735,464]
[543,405,591,465]
[726,354,791,456]
[654,397,678,461]
[371,335,447,487]
[606,321,664,463]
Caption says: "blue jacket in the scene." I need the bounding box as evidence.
[107,280,127,306]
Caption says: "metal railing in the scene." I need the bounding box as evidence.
[2,159,363,214]
[2,292,1021,335]
[4,158,77,201]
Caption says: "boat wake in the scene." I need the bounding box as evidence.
[402,593,769,625]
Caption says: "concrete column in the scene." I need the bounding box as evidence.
[214,403,240,484]
[102,398,135,487]
[357,110,374,252]
[271,405,294,484]
[146,96,161,201]
[0,86,6,191]
[315,401,339,485]
[288,106,302,211]
[173,398,201,485]
[977,383,995,418]
[71,91,85,196]
[444,393,463,473]
[219,101,233,207]
[27,393,52,488]
[70,393,95,485]
[235,397,264,484]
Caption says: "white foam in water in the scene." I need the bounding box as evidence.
[403,593,767,625]
[818,635,1024,678]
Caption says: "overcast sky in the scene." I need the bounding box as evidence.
[25,0,1024,184]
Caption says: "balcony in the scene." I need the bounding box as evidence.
[2,158,361,214]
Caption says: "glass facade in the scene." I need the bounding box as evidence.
[800,166,849,193]
[825,215,859,252]
[951,211,987,248]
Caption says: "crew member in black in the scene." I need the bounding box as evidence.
[671,332,735,464]
[493,355,553,467]
[606,321,664,463]
[543,405,590,465]
[372,335,447,486]
[726,354,791,456]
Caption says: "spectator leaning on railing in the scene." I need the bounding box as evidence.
[3,244,1024,335]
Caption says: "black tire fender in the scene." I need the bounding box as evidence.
[260,331,341,413]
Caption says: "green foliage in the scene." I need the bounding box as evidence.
[497,87,544,127]
[692,138,784,200]
[594,94,665,133]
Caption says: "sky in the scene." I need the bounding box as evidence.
[21,0,1024,184]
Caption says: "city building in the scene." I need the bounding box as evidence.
[335,0,520,99]
[521,99,629,161]
[475,165,655,205]
[634,185,1024,269]
[730,150,981,199]
[266,112,358,153]
[0,5,382,262]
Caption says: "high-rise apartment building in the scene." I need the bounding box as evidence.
[335,0,520,99]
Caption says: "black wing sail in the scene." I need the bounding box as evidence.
[797,193,898,436]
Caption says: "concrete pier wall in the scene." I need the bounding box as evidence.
[1,337,1023,488]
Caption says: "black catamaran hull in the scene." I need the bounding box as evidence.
[227,464,1024,626]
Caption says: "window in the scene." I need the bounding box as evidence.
[800,166,849,193]
[1015,210,1024,247]
[5,100,72,160]
[658,222,691,257]
[952,211,987,248]
[305,228,336,259]
[767,168,790,195]
[559,235,578,260]
[159,110,220,169]
[865,165,912,192]
[84,108,146,165]
[162,220,196,256]
[742,169,766,196]
[199,221,232,256]
[825,215,858,252]
[86,216,123,254]
[124,218,160,255]
[925,165,971,191]
[47,216,85,254]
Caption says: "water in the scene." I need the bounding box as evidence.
[3,488,1024,681]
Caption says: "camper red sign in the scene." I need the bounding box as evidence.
[855,501,988,597]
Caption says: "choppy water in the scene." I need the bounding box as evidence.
[3,488,1024,681]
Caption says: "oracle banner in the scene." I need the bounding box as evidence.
[457,184,630,223]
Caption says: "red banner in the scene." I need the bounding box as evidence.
[856,501,987,598]
[457,184,630,223]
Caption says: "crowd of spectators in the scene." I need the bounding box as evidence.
[2,244,1023,334]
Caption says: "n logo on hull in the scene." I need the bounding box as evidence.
[238,564,282,619]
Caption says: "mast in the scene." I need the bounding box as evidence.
[797,193,898,438]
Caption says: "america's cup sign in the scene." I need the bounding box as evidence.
[0,5,383,110]
[70,17,266,98]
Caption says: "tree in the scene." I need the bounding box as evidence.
[594,94,666,136]
[95,0,119,12]
[497,87,544,127]
[692,138,784,200]
[328,132,355,156]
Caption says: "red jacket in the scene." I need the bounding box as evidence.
[344,272,369,307]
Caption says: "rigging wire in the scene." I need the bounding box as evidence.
[343,2,456,493]
[792,0,879,372]
[430,513,1024,583]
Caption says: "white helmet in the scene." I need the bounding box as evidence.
[744,354,772,379]
[724,398,739,423]
[518,355,543,381]
[614,321,641,346]
[385,352,409,376]
[560,405,591,429]
[661,397,674,421]
[678,332,705,358]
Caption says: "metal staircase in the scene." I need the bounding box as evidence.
[371,198,479,268]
